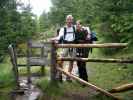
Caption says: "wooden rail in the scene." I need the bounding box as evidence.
[57,57,133,63]
[56,43,128,48]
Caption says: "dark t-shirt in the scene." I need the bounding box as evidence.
[75,28,88,43]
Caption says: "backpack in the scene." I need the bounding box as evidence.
[91,31,98,41]
[89,31,98,53]
[58,26,76,43]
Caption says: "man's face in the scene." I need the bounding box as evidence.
[66,17,73,27]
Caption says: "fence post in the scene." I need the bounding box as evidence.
[27,40,31,84]
[50,42,57,82]
[41,44,45,76]
[8,45,19,89]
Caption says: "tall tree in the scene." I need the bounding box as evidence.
[0,0,18,60]
[0,0,37,61]
[39,11,49,32]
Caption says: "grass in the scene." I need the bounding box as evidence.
[0,57,15,100]
[0,57,15,89]
[87,48,133,100]
[35,78,117,100]
[35,47,133,100]
[36,78,93,100]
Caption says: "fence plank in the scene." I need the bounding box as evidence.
[57,57,133,63]
[56,43,128,48]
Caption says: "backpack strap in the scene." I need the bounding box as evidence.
[73,26,75,33]
[63,27,67,40]
[63,26,75,40]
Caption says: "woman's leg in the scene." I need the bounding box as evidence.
[78,61,88,82]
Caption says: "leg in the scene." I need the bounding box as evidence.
[77,61,88,82]
[66,61,73,81]
[81,62,88,81]
[68,61,73,74]
[58,60,63,82]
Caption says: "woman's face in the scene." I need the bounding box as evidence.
[76,21,82,30]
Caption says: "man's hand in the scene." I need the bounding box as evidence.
[49,37,58,43]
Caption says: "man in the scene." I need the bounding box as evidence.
[51,15,76,81]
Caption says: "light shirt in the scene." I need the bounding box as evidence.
[56,26,75,42]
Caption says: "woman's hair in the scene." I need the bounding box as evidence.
[76,20,83,25]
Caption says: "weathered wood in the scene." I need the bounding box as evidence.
[28,40,44,48]
[50,42,57,82]
[57,57,133,63]
[17,64,47,67]
[41,46,45,75]
[17,64,27,67]
[8,45,20,88]
[16,54,26,57]
[109,83,133,93]
[16,54,43,57]
[56,43,128,48]
[27,41,32,83]
[28,57,50,66]
[13,46,18,66]
[56,67,120,100]
[26,41,51,83]
[28,40,51,49]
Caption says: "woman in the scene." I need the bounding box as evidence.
[75,20,91,82]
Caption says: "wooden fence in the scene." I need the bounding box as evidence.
[8,41,133,99]
[52,42,133,100]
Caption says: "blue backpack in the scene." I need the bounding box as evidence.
[91,31,98,41]
[88,31,98,53]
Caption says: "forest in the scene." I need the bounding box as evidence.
[0,0,133,100]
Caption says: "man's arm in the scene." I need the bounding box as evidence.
[56,28,64,40]
[49,28,64,42]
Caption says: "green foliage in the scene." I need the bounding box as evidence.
[88,48,133,100]
[95,0,133,43]
[42,0,133,54]
[39,11,50,32]
[0,57,15,89]
[0,0,37,61]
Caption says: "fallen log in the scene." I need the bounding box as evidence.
[56,67,121,100]
[109,83,133,93]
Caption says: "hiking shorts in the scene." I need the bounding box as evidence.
[60,48,76,57]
